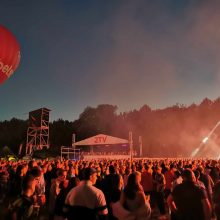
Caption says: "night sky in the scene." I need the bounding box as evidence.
[1,0,220,121]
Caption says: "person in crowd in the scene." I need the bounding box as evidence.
[7,175,38,220]
[54,177,80,220]
[50,161,62,180]
[67,165,76,179]
[103,165,120,206]
[209,160,220,184]
[164,164,176,198]
[0,165,9,203]
[169,170,183,220]
[197,165,215,218]
[171,170,182,191]
[153,166,166,219]
[123,167,131,187]
[31,166,47,220]
[44,163,53,203]
[194,170,206,189]
[197,166,214,203]
[167,168,212,220]
[49,168,67,220]
[141,164,154,195]
[108,174,124,220]
[94,165,104,190]
[65,167,108,220]
[213,180,220,220]
[10,164,29,199]
[118,171,151,220]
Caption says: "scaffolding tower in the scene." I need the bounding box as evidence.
[26,108,51,155]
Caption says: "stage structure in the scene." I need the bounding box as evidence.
[26,108,51,155]
[61,146,80,160]
[65,133,131,160]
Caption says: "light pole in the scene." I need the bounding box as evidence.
[139,136,143,157]
[72,133,76,159]
[129,131,133,162]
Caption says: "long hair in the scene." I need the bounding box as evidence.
[112,174,123,190]
[124,172,142,200]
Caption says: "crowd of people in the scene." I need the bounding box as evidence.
[81,151,132,155]
[0,157,220,219]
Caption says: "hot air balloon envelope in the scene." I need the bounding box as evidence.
[0,25,21,84]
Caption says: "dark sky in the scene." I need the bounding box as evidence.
[1,0,220,121]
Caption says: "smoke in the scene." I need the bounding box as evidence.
[185,1,220,87]
[90,1,220,112]
[94,1,179,109]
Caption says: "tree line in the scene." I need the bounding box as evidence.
[1,98,220,157]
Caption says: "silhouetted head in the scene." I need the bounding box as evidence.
[182,169,196,182]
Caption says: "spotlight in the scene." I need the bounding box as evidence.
[202,137,208,144]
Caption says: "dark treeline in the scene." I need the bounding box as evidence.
[1,98,220,157]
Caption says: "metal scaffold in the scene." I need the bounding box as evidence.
[26,108,51,155]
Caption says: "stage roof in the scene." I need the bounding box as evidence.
[73,134,129,146]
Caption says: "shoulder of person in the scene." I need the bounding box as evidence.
[136,190,145,198]
[172,181,184,192]
[91,185,104,195]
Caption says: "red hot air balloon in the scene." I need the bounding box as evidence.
[0,25,21,84]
